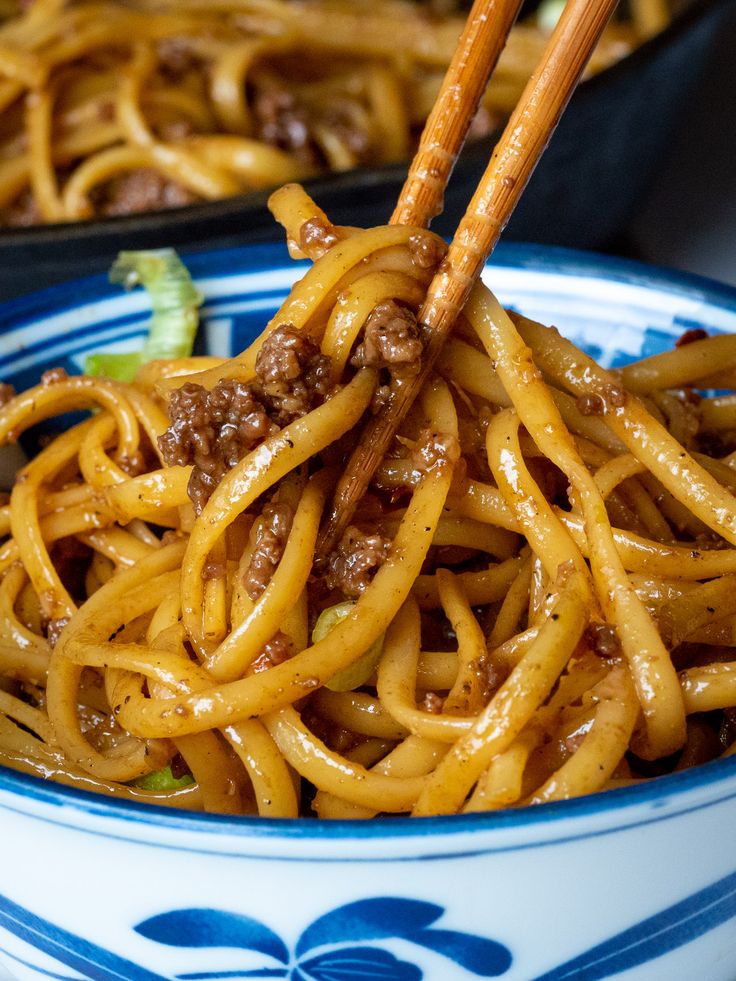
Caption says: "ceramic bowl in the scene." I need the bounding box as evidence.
[1,244,736,981]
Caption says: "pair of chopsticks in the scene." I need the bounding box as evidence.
[319,0,620,554]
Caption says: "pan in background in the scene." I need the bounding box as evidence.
[0,0,731,301]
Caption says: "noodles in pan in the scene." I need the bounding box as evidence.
[0,184,735,817]
[0,0,669,226]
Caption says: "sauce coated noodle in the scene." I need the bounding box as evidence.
[1,184,735,817]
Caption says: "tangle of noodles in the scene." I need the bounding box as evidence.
[0,0,669,226]
[2,183,736,818]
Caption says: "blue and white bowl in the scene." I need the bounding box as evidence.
[1,244,736,981]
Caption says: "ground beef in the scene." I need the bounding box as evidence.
[576,392,605,416]
[301,702,361,755]
[606,383,627,408]
[97,169,195,217]
[0,383,15,406]
[326,525,391,598]
[255,323,333,425]
[351,300,423,374]
[586,622,622,658]
[408,232,447,271]
[321,99,370,159]
[242,502,294,599]
[201,556,227,581]
[2,190,42,228]
[469,652,505,703]
[160,326,333,510]
[252,86,316,166]
[676,327,709,347]
[410,428,461,474]
[251,630,294,673]
[41,367,68,386]
[158,380,279,513]
[254,79,372,167]
[299,216,339,256]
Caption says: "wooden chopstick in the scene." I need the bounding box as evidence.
[318,0,621,556]
[391,0,525,229]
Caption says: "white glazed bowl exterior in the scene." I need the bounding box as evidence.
[0,244,735,981]
[2,765,736,981]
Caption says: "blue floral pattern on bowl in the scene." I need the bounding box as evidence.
[3,874,736,981]
[137,898,511,980]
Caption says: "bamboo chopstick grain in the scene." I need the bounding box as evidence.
[319,0,621,556]
[391,0,524,229]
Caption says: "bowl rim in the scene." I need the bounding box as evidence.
[3,237,736,328]
[2,754,736,851]
[2,240,736,845]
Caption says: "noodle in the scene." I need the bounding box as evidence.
[1,182,736,818]
[0,0,667,226]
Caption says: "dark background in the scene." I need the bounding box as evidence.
[628,1,736,286]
